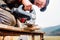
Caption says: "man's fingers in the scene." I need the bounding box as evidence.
[34,0,46,8]
[24,5,32,10]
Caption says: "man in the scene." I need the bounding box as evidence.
[0,0,49,31]
[2,0,49,26]
[0,0,49,40]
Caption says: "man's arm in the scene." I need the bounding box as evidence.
[22,0,32,6]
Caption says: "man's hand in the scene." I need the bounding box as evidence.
[34,0,46,8]
[22,0,32,11]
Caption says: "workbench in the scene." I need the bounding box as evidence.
[0,24,44,40]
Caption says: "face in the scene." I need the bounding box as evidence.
[34,0,46,8]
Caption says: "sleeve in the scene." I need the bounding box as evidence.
[29,0,34,4]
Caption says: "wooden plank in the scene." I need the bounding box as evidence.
[0,24,44,36]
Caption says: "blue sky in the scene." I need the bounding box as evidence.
[34,0,60,28]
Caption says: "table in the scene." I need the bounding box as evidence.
[0,24,44,40]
